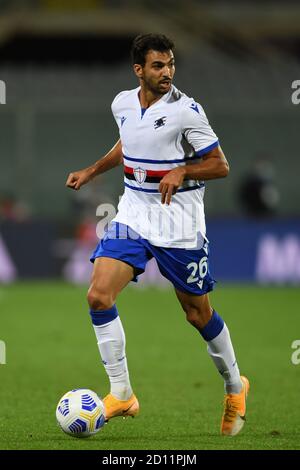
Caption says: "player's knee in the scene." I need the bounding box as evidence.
[185,305,212,330]
[185,307,201,328]
[87,286,114,311]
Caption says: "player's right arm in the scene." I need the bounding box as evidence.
[66,139,123,190]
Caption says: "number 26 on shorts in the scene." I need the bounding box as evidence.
[186,256,208,284]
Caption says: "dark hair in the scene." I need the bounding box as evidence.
[131,33,175,66]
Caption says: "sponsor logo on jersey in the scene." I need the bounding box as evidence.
[121,116,127,127]
[154,116,166,129]
[133,167,147,184]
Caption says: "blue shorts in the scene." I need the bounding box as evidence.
[90,222,215,295]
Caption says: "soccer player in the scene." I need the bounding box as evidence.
[66,33,249,436]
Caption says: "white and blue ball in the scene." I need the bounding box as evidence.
[56,389,105,438]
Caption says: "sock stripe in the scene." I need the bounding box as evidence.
[200,310,224,341]
[89,305,119,326]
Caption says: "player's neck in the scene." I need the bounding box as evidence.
[138,87,163,109]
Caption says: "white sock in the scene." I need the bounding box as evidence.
[93,316,133,400]
[207,324,243,394]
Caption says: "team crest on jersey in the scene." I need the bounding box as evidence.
[133,167,147,185]
[154,116,166,129]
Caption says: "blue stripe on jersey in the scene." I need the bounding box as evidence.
[124,182,204,193]
[124,155,193,164]
[195,140,219,157]
[123,141,218,164]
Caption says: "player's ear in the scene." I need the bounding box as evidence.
[133,64,143,79]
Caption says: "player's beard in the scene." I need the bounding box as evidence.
[143,76,171,96]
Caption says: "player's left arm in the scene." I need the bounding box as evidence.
[159,146,229,205]
[183,145,229,180]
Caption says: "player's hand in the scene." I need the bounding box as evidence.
[65,168,94,190]
[159,167,186,205]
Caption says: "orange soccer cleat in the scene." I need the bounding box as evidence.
[103,393,140,422]
[221,375,250,436]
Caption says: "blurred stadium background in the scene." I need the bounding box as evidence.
[1,0,300,450]
[0,0,300,285]
[0,0,300,284]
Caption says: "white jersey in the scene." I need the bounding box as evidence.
[111,85,219,249]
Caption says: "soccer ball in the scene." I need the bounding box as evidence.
[56,389,105,438]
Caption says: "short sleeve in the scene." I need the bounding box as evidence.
[181,101,219,156]
[111,92,122,129]
[111,90,131,129]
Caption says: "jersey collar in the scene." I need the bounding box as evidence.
[136,85,174,109]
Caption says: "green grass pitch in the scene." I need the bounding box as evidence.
[0,282,300,450]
